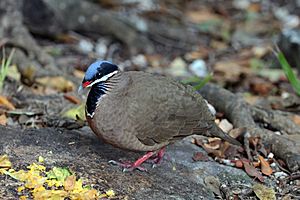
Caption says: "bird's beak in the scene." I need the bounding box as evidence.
[78,84,84,94]
[78,81,92,94]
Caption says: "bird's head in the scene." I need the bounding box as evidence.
[79,60,119,92]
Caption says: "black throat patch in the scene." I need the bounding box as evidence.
[86,83,107,118]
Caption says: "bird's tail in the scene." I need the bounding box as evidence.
[209,123,241,146]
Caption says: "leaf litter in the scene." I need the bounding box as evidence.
[0,155,115,200]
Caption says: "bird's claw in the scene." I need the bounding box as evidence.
[108,160,147,172]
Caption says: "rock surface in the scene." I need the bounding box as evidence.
[0,125,252,199]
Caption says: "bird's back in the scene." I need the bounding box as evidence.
[88,71,217,151]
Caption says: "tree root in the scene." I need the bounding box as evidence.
[199,83,300,172]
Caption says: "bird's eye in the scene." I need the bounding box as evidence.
[95,73,102,79]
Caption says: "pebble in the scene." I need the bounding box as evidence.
[95,40,108,58]
[78,39,94,54]
[167,57,189,77]
[274,171,288,179]
[267,153,274,159]
[188,59,208,77]
[132,54,147,67]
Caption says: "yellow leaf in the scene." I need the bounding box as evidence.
[0,154,12,169]
[19,196,27,200]
[27,163,46,172]
[36,76,75,92]
[38,156,44,163]
[106,189,115,197]
[18,186,25,192]
[63,103,86,120]
[7,64,20,81]
[253,184,276,200]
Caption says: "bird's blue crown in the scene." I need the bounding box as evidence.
[83,60,119,83]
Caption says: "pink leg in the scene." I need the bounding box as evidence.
[109,151,155,172]
[152,147,166,165]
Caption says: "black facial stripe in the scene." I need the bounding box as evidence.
[86,83,107,117]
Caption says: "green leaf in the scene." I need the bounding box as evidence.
[47,167,72,182]
[0,48,15,92]
[181,74,212,90]
[276,50,300,96]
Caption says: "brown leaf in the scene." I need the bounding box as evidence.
[242,160,264,182]
[0,95,15,110]
[214,59,252,82]
[258,155,273,176]
[218,141,230,158]
[184,47,210,61]
[185,8,220,23]
[292,115,300,126]
[196,139,223,158]
[235,160,243,168]
[250,78,274,96]
[0,114,7,125]
[73,69,85,79]
[206,138,221,149]
[64,175,76,191]
[63,94,81,104]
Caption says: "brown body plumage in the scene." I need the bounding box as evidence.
[86,71,239,153]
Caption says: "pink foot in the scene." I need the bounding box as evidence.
[108,147,167,172]
[146,147,166,167]
[108,151,155,172]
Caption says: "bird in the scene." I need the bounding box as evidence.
[79,60,241,171]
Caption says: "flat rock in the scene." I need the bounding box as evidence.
[0,125,252,199]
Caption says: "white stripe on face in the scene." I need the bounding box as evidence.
[86,70,118,88]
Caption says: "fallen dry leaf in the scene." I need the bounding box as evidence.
[185,8,220,23]
[235,160,243,168]
[0,95,15,110]
[64,175,76,191]
[253,183,276,200]
[63,94,81,104]
[250,77,274,96]
[206,138,221,149]
[0,154,12,169]
[73,69,85,79]
[258,155,273,176]
[291,115,300,126]
[242,160,264,182]
[0,114,7,125]
[1,157,110,199]
[214,59,252,82]
[36,76,75,92]
[184,47,210,61]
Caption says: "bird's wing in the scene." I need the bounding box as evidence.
[123,72,215,146]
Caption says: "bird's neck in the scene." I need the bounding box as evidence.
[86,82,108,118]
[85,72,121,118]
